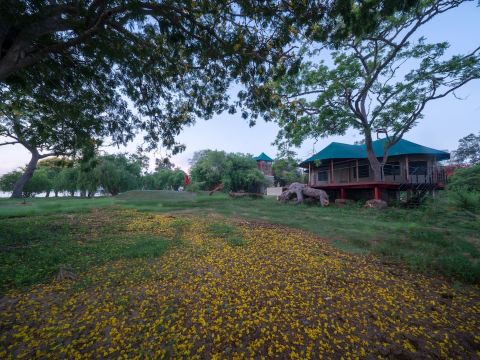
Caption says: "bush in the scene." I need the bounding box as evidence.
[449,190,480,213]
[448,164,480,192]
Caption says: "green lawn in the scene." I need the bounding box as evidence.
[0,190,479,291]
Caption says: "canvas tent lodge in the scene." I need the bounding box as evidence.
[301,138,450,203]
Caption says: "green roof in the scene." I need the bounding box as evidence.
[301,138,450,166]
[254,152,273,162]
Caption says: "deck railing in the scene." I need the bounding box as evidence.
[314,163,448,186]
[403,165,448,185]
[379,164,448,184]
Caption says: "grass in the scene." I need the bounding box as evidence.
[0,209,176,293]
[0,193,479,358]
[208,222,246,247]
[0,190,479,285]
[2,213,478,358]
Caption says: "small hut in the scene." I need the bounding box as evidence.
[254,152,274,176]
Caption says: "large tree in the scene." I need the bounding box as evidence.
[246,0,480,180]
[190,150,267,192]
[0,1,419,81]
[95,154,142,196]
[0,0,288,197]
[272,157,304,187]
[454,132,480,165]
[1,1,423,196]
[0,81,129,197]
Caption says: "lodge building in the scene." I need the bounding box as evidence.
[301,138,450,202]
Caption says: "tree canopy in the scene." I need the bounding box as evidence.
[190,150,267,192]
[272,157,304,187]
[1,0,424,196]
[245,0,480,180]
[143,169,186,191]
[453,132,480,165]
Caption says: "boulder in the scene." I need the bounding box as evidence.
[364,199,388,209]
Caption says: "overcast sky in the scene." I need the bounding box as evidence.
[1,2,479,175]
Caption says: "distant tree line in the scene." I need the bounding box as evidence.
[0,154,187,198]
[0,149,310,197]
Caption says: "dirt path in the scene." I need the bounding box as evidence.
[1,212,479,359]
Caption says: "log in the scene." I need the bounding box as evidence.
[209,183,224,195]
[278,182,329,206]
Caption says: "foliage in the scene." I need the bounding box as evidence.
[448,164,480,192]
[272,157,303,186]
[143,169,186,191]
[453,132,480,164]
[190,150,267,192]
[155,157,175,171]
[38,157,74,196]
[0,0,309,155]
[0,170,21,193]
[448,190,480,213]
[95,154,142,196]
[54,167,79,196]
[0,168,51,197]
[245,0,480,180]
[0,0,284,197]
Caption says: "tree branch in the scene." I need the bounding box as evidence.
[0,141,19,146]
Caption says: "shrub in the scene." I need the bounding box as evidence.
[448,164,480,192]
[449,190,480,213]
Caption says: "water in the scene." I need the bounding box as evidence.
[0,191,103,198]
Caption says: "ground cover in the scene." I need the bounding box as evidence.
[0,209,479,359]
[1,191,478,283]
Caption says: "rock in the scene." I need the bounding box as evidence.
[364,199,388,209]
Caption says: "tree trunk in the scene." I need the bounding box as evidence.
[364,132,382,181]
[54,190,59,197]
[45,190,50,198]
[11,151,40,198]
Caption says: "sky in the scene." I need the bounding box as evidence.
[1,2,479,175]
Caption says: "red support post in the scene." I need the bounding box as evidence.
[374,186,381,200]
[340,188,346,199]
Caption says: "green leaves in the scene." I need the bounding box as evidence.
[255,0,480,164]
[190,150,267,192]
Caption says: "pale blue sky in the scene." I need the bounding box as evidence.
[1,2,479,174]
